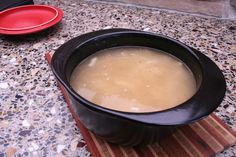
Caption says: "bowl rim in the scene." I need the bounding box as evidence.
[64,31,201,112]
[51,29,226,126]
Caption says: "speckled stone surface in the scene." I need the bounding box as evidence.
[0,0,235,156]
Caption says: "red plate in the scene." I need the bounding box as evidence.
[0,5,63,35]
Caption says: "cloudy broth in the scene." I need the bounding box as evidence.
[70,47,196,112]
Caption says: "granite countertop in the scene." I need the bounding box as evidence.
[0,0,235,156]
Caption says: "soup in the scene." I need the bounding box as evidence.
[70,47,197,112]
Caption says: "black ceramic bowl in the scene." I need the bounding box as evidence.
[51,29,226,146]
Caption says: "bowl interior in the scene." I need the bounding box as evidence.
[65,33,203,92]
